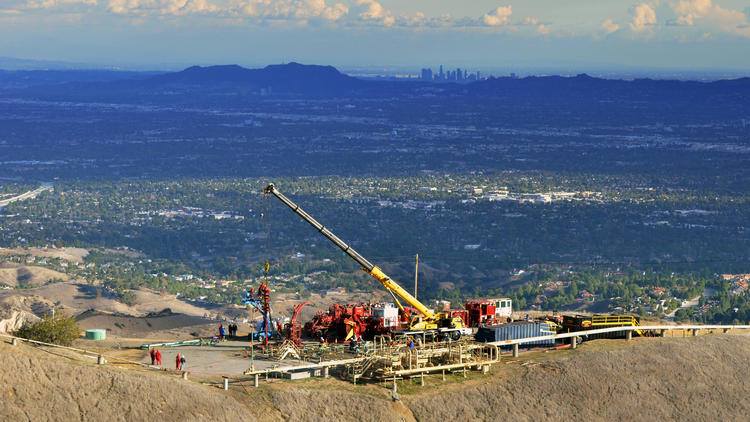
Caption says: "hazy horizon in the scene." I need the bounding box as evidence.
[1,1,749,74]
[1,55,748,81]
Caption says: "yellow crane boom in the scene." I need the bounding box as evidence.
[263,183,435,320]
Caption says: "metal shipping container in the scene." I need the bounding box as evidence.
[475,321,555,347]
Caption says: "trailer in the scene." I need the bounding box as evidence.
[560,314,643,339]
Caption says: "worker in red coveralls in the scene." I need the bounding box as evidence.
[155,349,162,367]
[176,352,182,370]
[149,348,156,365]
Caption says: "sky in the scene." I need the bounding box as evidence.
[0,0,749,72]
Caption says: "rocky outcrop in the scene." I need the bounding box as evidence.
[0,294,53,333]
[0,309,39,333]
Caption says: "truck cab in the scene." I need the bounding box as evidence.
[492,298,513,321]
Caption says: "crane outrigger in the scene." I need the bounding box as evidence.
[263,183,469,340]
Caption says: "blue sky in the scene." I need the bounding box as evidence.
[1,0,749,71]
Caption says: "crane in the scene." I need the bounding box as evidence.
[263,183,468,339]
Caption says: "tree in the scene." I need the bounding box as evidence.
[14,315,81,346]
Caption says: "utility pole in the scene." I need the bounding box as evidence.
[414,254,419,300]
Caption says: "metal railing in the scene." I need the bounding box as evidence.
[487,324,750,347]
[0,332,150,367]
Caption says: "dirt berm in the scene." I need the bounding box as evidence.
[405,335,750,421]
[2,334,749,421]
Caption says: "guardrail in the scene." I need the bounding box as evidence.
[487,324,750,348]
[0,332,149,367]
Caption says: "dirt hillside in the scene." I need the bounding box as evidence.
[405,335,750,421]
[2,334,749,421]
[75,309,214,337]
[0,282,211,317]
[0,247,89,263]
[0,294,54,333]
[0,264,69,288]
[0,340,274,422]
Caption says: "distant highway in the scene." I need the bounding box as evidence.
[0,183,53,207]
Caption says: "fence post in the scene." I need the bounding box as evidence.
[223,378,229,390]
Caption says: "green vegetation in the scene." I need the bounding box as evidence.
[14,315,81,346]
[1,174,748,323]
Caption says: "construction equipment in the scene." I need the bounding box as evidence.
[561,314,643,339]
[263,183,469,340]
[304,303,372,342]
[242,282,275,347]
[465,298,513,327]
[284,301,309,346]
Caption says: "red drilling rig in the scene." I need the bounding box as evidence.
[304,303,371,342]
[283,301,309,346]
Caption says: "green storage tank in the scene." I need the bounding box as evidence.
[85,329,107,341]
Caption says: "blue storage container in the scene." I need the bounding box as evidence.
[475,321,556,348]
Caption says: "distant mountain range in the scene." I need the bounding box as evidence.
[144,62,366,95]
[1,62,749,103]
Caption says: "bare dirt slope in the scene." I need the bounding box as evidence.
[405,335,750,421]
[75,309,214,338]
[0,340,275,422]
[0,264,69,288]
[0,294,55,333]
[2,335,749,421]
[0,282,211,317]
[0,247,89,263]
[262,382,414,422]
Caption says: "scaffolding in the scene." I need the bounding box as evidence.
[348,340,499,383]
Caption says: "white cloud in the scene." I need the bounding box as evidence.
[26,0,97,8]
[520,16,550,34]
[672,0,713,25]
[355,0,393,26]
[107,0,199,15]
[483,5,512,27]
[13,0,746,40]
[167,0,219,14]
[670,0,750,37]
[401,12,455,28]
[108,0,347,20]
[601,18,620,34]
[630,3,657,32]
[319,1,347,21]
